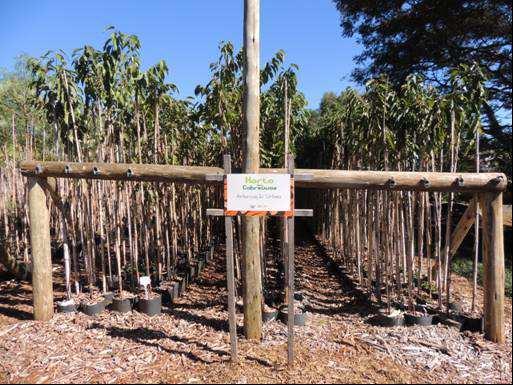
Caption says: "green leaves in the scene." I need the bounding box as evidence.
[300,66,488,172]
[192,41,309,168]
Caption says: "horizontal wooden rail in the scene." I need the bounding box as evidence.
[19,161,224,185]
[270,169,508,193]
[19,160,507,192]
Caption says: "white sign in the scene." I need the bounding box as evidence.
[226,174,292,212]
[139,276,151,287]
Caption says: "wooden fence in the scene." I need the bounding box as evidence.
[19,160,507,343]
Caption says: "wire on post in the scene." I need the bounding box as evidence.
[387,177,396,188]
[490,175,504,185]
[420,177,430,189]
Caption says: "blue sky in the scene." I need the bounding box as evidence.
[0,0,361,109]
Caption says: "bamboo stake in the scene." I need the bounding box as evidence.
[472,125,481,312]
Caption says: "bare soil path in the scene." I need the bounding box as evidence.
[0,231,511,383]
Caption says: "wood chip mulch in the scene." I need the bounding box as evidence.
[0,237,511,384]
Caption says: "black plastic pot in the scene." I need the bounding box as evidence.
[102,292,114,307]
[112,297,134,313]
[81,300,106,316]
[188,264,197,281]
[137,294,162,316]
[197,259,205,274]
[433,314,462,329]
[460,316,483,333]
[166,281,181,304]
[169,281,180,302]
[404,313,433,326]
[373,308,405,327]
[391,301,407,311]
[294,291,304,301]
[57,300,77,313]
[262,309,278,323]
[156,286,168,303]
[377,313,404,327]
[415,304,430,313]
[160,282,180,304]
[176,275,187,295]
[279,308,307,326]
[448,302,463,314]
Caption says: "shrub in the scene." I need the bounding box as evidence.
[452,258,512,298]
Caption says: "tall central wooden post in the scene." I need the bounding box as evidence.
[242,0,263,340]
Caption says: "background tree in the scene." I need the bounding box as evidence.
[332,0,512,179]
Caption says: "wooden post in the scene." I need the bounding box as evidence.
[287,155,295,366]
[281,83,290,307]
[479,192,505,343]
[242,0,263,340]
[449,198,478,257]
[223,155,238,361]
[28,177,54,321]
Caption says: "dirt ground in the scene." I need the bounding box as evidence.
[0,234,511,384]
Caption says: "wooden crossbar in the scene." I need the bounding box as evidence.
[20,160,507,193]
